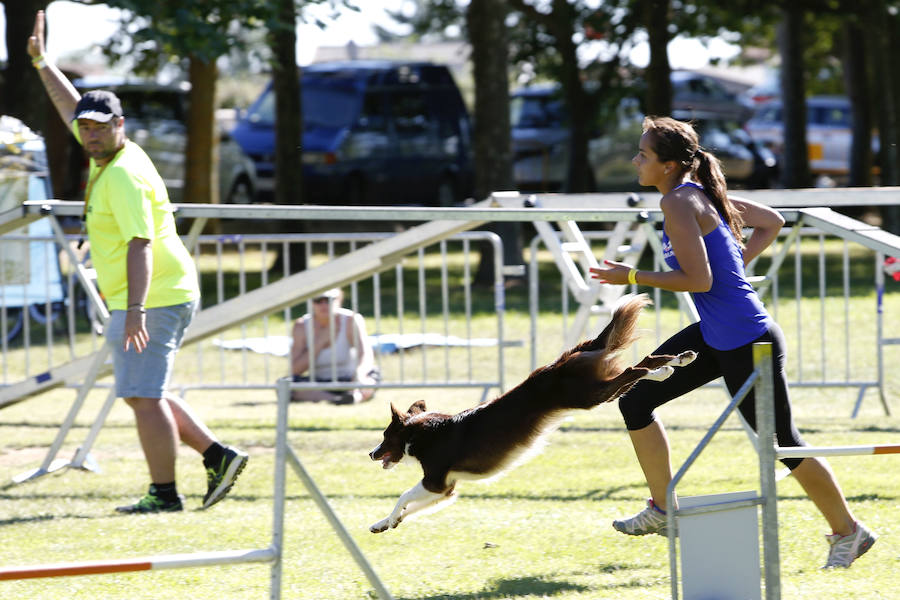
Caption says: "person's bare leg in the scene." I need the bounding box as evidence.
[165,394,216,453]
[628,420,675,510]
[790,457,855,535]
[125,397,177,483]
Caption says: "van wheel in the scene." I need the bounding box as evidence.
[226,177,254,204]
[434,176,456,207]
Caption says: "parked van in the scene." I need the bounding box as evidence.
[231,60,475,206]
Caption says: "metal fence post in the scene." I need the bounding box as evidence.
[754,342,780,600]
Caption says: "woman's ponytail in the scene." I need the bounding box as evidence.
[694,150,744,246]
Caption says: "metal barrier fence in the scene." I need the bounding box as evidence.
[0,230,508,402]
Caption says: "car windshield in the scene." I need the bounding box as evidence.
[510,95,566,129]
[245,87,361,129]
[810,104,850,127]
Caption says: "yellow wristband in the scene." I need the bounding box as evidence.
[33,58,47,70]
[31,54,45,64]
[627,268,638,285]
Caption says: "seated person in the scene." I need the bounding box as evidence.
[290,288,380,404]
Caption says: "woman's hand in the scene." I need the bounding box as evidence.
[590,260,634,285]
[27,11,46,59]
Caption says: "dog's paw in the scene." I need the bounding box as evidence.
[671,350,697,367]
[370,518,390,534]
[644,365,674,381]
[388,515,403,529]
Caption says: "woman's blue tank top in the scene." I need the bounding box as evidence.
[661,182,771,350]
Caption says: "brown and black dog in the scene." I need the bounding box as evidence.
[368,294,695,533]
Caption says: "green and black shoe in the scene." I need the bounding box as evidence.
[116,486,184,514]
[202,446,248,509]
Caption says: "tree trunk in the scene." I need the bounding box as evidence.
[641,0,673,117]
[468,0,524,285]
[869,2,900,231]
[2,0,71,198]
[185,56,218,206]
[271,0,303,208]
[469,0,514,202]
[550,0,593,193]
[267,0,307,274]
[841,17,873,188]
[1,0,49,126]
[777,4,812,189]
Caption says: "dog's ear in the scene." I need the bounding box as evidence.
[407,400,427,415]
[390,402,404,422]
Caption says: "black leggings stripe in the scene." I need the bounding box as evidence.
[618,321,806,470]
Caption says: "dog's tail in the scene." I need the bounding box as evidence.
[555,294,651,400]
[575,293,651,356]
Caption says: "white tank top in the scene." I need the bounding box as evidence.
[310,312,359,380]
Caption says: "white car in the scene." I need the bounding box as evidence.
[745,95,879,179]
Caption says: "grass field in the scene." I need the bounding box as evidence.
[1,307,899,599]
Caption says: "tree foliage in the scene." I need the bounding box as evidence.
[99,0,272,74]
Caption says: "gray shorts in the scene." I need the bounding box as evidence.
[105,300,197,399]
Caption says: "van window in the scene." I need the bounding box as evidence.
[357,92,387,133]
[304,88,361,128]
[246,91,274,125]
[390,90,442,157]
[245,86,361,129]
[429,90,463,156]
[117,90,185,124]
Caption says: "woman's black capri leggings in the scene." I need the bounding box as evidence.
[619,320,807,470]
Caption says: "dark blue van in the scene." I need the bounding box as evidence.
[231,60,474,206]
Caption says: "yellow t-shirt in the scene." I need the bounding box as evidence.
[75,125,199,310]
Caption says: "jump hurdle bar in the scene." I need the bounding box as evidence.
[0,549,276,581]
[775,444,900,458]
[0,379,290,598]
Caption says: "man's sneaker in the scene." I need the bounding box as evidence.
[332,391,357,405]
[613,498,670,536]
[202,446,248,509]
[823,521,877,568]
[116,487,183,514]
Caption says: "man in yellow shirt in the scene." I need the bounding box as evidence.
[29,11,247,513]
